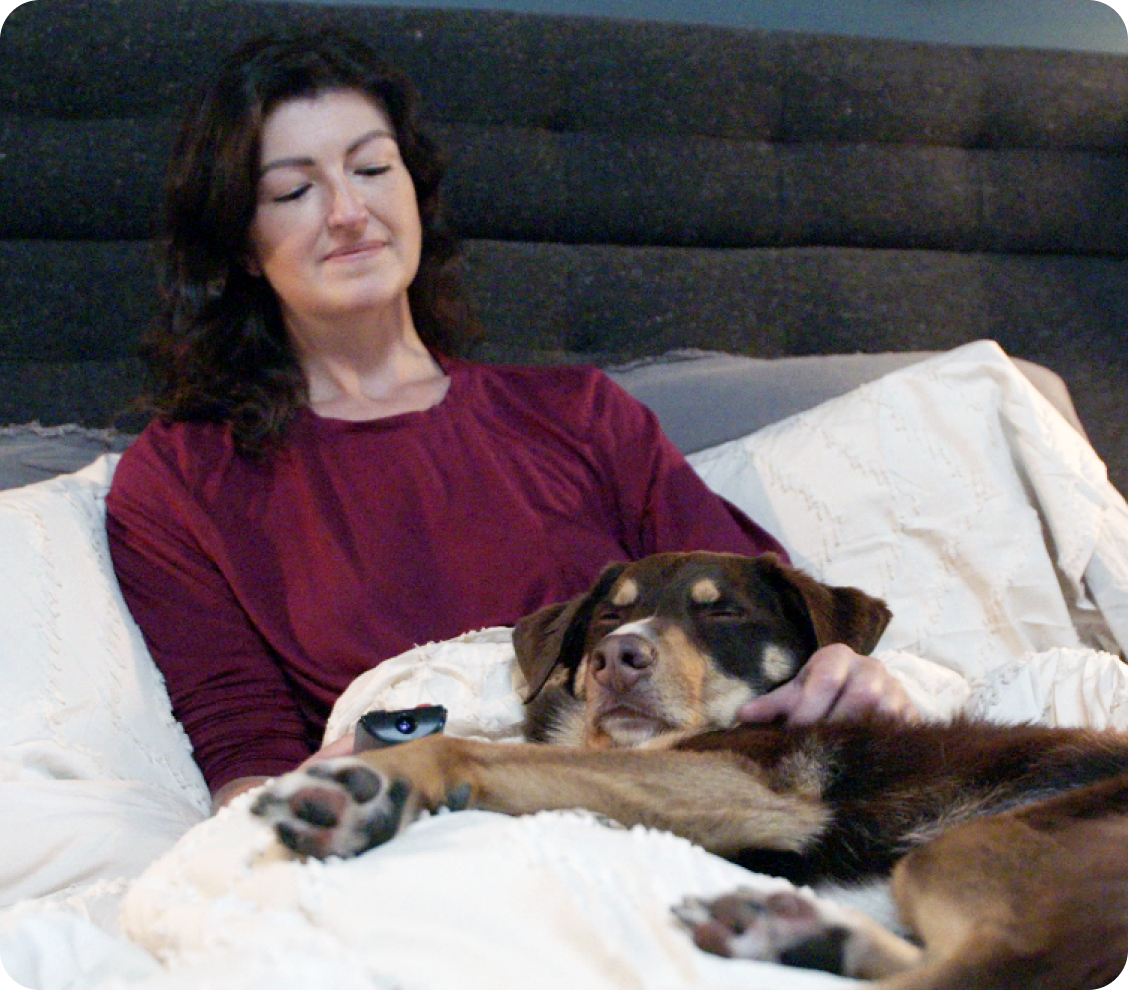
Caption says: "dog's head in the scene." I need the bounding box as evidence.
[513,551,891,748]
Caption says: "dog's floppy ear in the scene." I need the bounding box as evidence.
[513,562,627,702]
[756,553,892,655]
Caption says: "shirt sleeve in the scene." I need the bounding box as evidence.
[586,372,789,562]
[105,433,315,794]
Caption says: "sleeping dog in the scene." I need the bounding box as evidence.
[252,552,1128,990]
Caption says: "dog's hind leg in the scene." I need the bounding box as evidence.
[879,801,1128,990]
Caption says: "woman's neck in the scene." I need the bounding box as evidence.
[287,307,450,422]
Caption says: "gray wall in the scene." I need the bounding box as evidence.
[251,0,1128,53]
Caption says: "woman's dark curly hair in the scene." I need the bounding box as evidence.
[145,29,480,456]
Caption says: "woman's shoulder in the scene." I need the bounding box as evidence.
[441,357,658,457]
[449,356,633,413]
[112,417,237,498]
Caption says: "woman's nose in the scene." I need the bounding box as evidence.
[327,178,367,227]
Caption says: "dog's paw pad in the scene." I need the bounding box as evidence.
[251,757,404,859]
[674,887,850,974]
[305,761,382,803]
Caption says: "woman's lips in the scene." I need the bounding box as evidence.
[323,240,386,261]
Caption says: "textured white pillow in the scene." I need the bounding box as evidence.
[0,455,208,906]
[688,341,1127,683]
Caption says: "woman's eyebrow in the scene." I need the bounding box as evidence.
[259,128,396,174]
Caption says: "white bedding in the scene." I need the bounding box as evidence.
[3,341,1128,989]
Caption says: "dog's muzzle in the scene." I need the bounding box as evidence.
[590,631,657,692]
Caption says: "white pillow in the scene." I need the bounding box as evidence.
[0,455,208,906]
[688,340,1126,686]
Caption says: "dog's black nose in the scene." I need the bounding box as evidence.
[591,633,656,689]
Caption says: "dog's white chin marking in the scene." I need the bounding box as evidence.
[600,712,668,747]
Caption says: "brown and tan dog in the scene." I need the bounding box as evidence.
[253,552,1128,990]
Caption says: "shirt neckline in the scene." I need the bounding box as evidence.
[298,352,461,433]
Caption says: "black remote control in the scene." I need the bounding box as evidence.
[354,704,448,751]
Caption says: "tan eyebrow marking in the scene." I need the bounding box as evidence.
[611,579,639,607]
[690,579,722,604]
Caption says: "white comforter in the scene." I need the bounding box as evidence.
[4,342,1128,990]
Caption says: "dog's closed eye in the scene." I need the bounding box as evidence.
[693,600,747,621]
[593,604,628,622]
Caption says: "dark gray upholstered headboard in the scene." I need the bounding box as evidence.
[1,1,1126,488]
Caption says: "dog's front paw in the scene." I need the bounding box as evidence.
[250,757,412,859]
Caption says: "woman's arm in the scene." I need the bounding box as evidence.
[211,732,359,813]
[106,435,315,795]
[211,776,272,813]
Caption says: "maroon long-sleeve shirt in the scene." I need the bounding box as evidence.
[106,357,784,792]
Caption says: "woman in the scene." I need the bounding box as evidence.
[106,30,915,811]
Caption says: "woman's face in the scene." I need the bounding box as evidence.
[246,89,423,334]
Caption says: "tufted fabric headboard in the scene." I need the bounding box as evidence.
[0,0,1125,487]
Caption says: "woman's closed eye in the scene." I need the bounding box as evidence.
[271,183,312,204]
[266,165,391,204]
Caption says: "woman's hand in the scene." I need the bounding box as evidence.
[210,732,359,814]
[211,775,271,814]
[298,731,357,768]
[736,644,919,726]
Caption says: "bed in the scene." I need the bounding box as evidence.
[1,2,1128,988]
